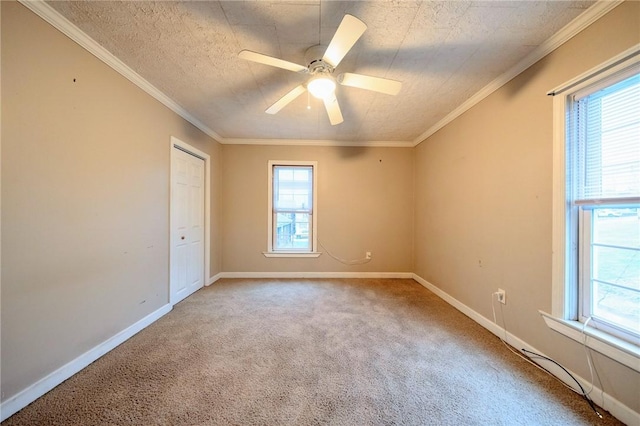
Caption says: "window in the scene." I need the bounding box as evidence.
[265,161,319,257]
[572,72,640,344]
[547,49,640,371]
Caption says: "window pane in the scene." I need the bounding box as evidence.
[274,166,312,210]
[593,208,640,248]
[274,213,310,250]
[576,73,640,200]
[590,207,640,338]
[591,208,640,290]
[592,246,639,289]
[592,280,640,336]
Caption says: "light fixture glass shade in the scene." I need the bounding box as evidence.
[307,75,336,99]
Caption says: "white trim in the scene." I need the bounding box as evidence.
[170,137,211,306]
[0,304,172,422]
[412,274,506,336]
[540,312,640,372]
[267,161,318,254]
[18,0,222,142]
[551,93,570,318]
[263,252,322,258]
[412,274,639,426]
[208,272,224,286]
[218,272,413,279]
[222,139,414,147]
[411,0,624,146]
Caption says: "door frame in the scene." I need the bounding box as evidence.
[169,136,211,306]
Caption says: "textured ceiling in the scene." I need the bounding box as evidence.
[46,1,596,144]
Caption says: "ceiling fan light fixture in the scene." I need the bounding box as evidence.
[307,75,336,99]
[238,15,400,126]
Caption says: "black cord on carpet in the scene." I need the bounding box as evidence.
[520,348,602,419]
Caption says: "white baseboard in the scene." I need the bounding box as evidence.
[0,304,172,422]
[217,271,414,279]
[411,274,639,426]
[207,272,223,286]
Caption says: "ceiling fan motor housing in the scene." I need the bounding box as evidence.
[305,45,333,75]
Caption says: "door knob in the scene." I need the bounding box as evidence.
[181,236,185,240]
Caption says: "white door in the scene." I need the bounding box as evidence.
[170,147,205,305]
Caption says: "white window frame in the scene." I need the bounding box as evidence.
[544,45,640,373]
[264,160,320,258]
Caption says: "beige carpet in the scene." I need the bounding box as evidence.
[2,278,624,425]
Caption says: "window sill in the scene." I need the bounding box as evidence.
[262,252,322,258]
[539,310,640,373]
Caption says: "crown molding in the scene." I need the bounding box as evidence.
[19,0,622,149]
[411,0,624,147]
[220,138,414,147]
[18,0,224,142]
[18,0,411,148]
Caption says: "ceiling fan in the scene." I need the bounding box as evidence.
[238,14,402,125]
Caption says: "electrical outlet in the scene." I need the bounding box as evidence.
[496,288,506,305]
[366,251,372,260]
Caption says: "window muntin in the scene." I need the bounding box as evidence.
[267,162,317,254]
[569,69,640,345]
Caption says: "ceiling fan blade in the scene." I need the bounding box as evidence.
[322,95,344,125]
[337,73,402,96]
[265,85,307,115]
[322,15,367,68]
[239,50,308,73]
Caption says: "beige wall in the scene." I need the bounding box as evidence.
[221,144,413,273]
[3,0,639,419]
[1,1,221,401]
[413,1,640,414]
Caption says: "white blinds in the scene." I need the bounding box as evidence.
[273,166,313,210]
[573,72,640,201]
